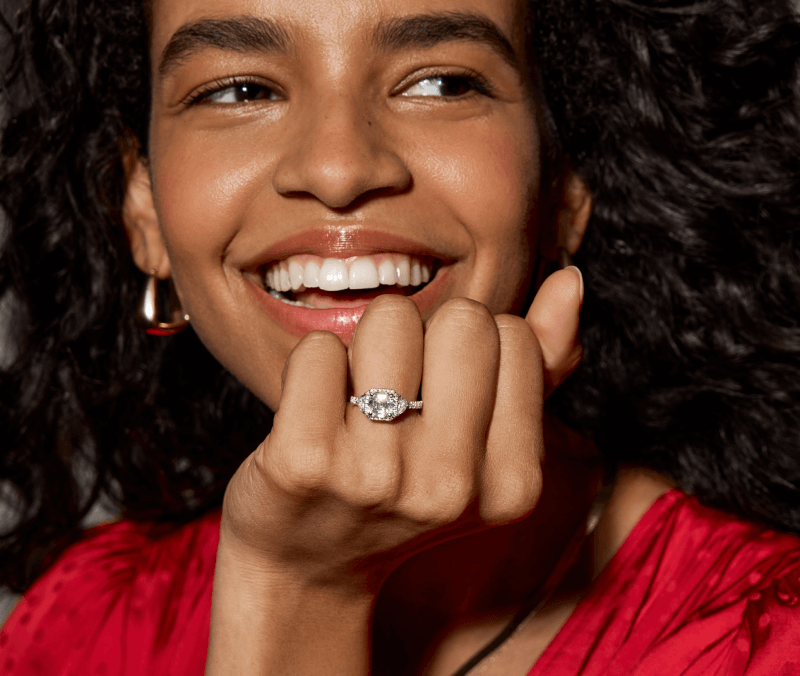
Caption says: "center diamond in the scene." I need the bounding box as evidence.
[359,388,408,421]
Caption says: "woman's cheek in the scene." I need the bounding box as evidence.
[156,133,263,241]
[416,124,540,310]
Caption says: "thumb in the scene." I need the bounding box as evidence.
[525,266,584,397]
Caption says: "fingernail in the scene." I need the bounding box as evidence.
[565,265,584,305]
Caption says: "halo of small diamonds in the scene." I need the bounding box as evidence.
[349,388,423,421]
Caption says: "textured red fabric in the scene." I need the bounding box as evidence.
[529,490,800,676]
[0,510,219,676]
[2,491,799,675]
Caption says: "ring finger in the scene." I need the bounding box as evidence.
[338,294,424,502]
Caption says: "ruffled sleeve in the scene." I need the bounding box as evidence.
[0,510,220,676]
[621,551,800,676]
[530,491,800,676]
[738,559,800,675]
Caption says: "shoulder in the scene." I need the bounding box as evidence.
[536,490,800,675]
[630,491,800,675]
[0,510,220,675]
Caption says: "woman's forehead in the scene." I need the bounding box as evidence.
[149,0,530,62]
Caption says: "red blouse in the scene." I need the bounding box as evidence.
[2,490,799,675]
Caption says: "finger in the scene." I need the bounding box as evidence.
[480,315,544,524]
[403,299,499,523]
[340,295,424,503]
[348,294,424,417]
[266,330,348,492]
[525,266,584,396]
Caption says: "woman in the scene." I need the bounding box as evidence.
[1,0,799,673]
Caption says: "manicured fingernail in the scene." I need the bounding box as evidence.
[565,265,584,305]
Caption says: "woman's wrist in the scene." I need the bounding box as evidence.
[206,528,375,676]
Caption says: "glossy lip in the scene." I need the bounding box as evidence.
[246,265,453,343]
[242,226,460,269]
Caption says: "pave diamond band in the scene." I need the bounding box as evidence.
[350,388,423,422]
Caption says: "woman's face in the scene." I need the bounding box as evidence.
[139,0,547,409]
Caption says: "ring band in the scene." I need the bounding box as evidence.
[350,388,423,421]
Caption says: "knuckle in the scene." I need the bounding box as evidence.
[494,315,538,350]
[429,297,495,335]
[365,293,419,320]
[346,456,402,508]
[493,313,528,332]
[402,501,448,528]
[435,494,473,525]
[404,471,475,527]
[295,330,347,359]
[481,467,543,525]
[267,439,332,495]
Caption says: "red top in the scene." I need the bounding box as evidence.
[2,490,799,675]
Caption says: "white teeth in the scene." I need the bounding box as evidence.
[265,254,434,292]
[289,261,304,291]
[396,259,410,286]
[319,258,349,291]
[269,289,315,308]
[349,258,380,289]
[410,260,421,287]
[303,261,320,288]
[378,259,398,285]
[279,267,291,293]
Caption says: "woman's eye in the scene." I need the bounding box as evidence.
[198,82,277,105]
[402,76,483,98]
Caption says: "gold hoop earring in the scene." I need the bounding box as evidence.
[137,269,190,336]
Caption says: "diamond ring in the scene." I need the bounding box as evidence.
[350,388,423,422]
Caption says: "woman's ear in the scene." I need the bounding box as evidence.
[541,171,592,260]
[122,153,172,279]
[559,172,592,255]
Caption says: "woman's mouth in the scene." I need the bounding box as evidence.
[263,253,435,309]
[245,252,450,344]
[240,228,457,344]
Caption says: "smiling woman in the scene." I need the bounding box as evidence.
[1,0,800,674]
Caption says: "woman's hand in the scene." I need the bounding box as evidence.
[206,267,583,675]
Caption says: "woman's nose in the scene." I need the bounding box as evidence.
[272,96,412,209]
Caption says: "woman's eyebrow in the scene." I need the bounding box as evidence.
[157,11,519,82]
[158,16,293,79]
[372,12,519,70]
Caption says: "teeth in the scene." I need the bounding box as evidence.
[279,267,290,293]
[396,259,410,286]
[304,261,320,288]
[264,254,433,293]
[269,289,316,309]
[289,261,304,291]
[378,259,397,285]
[319,259,349,291]
[349,258,380,290]
[410,260,421,287]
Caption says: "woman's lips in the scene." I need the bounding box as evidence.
[247,228,452,265]
[245,265,452,343]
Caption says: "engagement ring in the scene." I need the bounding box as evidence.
[350,388,423,422]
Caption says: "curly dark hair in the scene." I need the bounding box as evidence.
[1,0,798,594]
[538,0,800,531]
[0,0,273,593]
